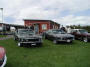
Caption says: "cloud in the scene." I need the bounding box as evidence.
[55,15,90,26]
[0,0,90,26]
[0,11,2,22]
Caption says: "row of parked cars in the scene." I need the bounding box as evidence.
[13,28,90,47]
[0,28,90,67]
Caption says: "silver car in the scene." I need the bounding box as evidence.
[14,29,43,47]
[43,29,74,44]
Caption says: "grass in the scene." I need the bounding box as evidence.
[0,39,90,67]
[0,35,7,38]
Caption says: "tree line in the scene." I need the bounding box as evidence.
[67,25,90,32]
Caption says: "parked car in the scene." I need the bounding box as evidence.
[14,29,43,47]
[43,29,74,44]
[0,46,7,67]
[71,29,90,42]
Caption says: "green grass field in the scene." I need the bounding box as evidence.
[0,35,6,38]
[0,39,90,67]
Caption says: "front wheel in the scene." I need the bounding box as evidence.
[37,43,42,47]
[83,37,88,42]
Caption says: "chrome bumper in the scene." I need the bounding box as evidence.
[1,55,7,67]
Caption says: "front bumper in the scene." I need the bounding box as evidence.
[56,37,74,42]
[1,55,7,67]
[18,42,42,46]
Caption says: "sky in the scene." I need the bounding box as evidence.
[0,0,90,26]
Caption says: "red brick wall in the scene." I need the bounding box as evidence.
[50,22,60,29]
[24,20,60,33]
[39,23,50,33]
[24,20,50,33]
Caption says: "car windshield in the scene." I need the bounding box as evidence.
[18,29,34,35]
[52,30,66,34]
[79,30,88,33]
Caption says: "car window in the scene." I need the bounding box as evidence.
[77,30,81,34]
[79,30,88,33]
[52,30,65,34]
[72,30,77,33]
[46,30,52,33]
[18,29,35,35]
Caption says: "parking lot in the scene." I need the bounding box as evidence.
[0,38,90,67]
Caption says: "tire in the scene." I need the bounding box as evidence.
[70,41,73,43]
[40,43,42,46]
[43,33,46,39]
[45,35,47,39]
[38,43,42,47]
[83,37,88,42]
[53,40,57,44]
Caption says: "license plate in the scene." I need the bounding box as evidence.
[31,44,36,45]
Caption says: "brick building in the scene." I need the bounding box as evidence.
[24,19,60,34]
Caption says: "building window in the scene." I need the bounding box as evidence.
[42,24,47,30]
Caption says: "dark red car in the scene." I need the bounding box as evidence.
[71,29,90,42]
[0,46,7,67]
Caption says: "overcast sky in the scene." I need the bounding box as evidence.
[0,0,90,26]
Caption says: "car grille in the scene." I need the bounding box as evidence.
[23,38,39,42]
[58,37,73,40]
[28,39,39,41]
[67,37,73,40]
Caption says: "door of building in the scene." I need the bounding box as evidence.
[34,24,39,34]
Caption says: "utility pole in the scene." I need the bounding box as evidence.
[0,8,4,34]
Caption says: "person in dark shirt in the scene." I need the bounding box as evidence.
[61,25,67,32]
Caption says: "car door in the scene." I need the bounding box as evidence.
[48,33,54,40]
[47,31,53,40]
[75,30,82,39]
[45,30,51,39]
[45,30,54,40]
